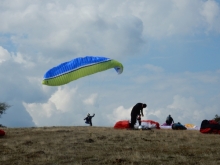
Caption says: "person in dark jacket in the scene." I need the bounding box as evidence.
[84,113,95,126]
[130,103,147,128]
[166,114,174,125]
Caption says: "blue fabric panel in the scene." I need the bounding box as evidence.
[44,56,110,79]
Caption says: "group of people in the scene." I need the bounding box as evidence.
[84,102,174,128]
[130,102,174,129]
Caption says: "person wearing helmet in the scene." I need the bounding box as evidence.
[84,113,95,126]
[130,103,147,129]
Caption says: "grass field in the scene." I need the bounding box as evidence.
[0,126,220,165]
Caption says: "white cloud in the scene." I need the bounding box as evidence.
[201,0,220,32]
[12,52,35,68]
[166,95,205,125]
[83,93,98,105]
[107,106,132,123]
[131,0,203,38]
[0,0,219,60]
[144,64,164,72]
[0,46,35,68]
[0,46,11,63]
[0,1,146,58]
[49,87,78,112]
[23,86,79,126]
[167,95,200,110]
[185,71,219,83]
[145,95,205,126]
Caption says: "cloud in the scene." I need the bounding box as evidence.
[166,95,209,125]
[0,46,35,69]
[0,1,146,59]
[145,95,206,126]
[201,0,220,32]
[144,64,164,73]
[23,86,79,126]
[0,0,219,60]
[0,46,11,63]
[107,106,132,123]
[185,71,220,83]
[83,93,98,106]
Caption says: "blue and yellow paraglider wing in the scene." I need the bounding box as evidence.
[42,56,123,86]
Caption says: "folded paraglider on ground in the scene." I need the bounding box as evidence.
[114,120,160,130]
[200,119,220,134]
[171,122,187,130]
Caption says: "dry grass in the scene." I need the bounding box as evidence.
[0,126,220,165]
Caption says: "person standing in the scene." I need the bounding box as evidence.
[130,103,147,128]
[84,113,95,126]
[166,114,174,125]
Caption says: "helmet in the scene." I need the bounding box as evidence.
[87,113,90,116]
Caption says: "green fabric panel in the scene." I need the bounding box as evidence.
[42,60,123,86]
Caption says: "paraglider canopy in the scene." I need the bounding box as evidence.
[42,56,123,86]
[114,120,160,129]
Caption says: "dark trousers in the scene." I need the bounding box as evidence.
[138,119,141,126]
[130,113,137,128]
[88,120,92,126]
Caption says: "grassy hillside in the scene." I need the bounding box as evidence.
[0,126,220,165]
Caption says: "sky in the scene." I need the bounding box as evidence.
[0,0,220,128]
